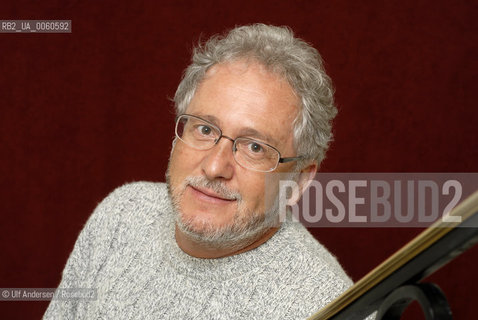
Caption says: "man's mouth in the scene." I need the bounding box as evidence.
[189,185,237,203]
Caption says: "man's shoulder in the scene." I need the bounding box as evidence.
[86,181,171,232]
[105,181,169,205]
[100,181,169,211]
[72,181,171,267]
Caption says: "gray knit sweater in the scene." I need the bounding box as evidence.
[44,182,353,319]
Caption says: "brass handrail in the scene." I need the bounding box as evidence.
[308,190,478,320]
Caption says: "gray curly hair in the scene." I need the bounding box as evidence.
[173,24,337,169]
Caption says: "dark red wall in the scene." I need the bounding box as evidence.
[1,1,476,318]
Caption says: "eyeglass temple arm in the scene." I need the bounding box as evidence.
[278,156,304,164]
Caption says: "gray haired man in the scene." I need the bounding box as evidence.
[45,24,352,319]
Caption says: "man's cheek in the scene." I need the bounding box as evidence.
[242,193,265,214]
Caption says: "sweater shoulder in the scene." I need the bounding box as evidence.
[80,181,170,253]
[94,181,170,221]
[103,181,169,208]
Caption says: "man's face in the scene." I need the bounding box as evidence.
[167,60,300,247]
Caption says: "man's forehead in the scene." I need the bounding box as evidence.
[185,60,298,148]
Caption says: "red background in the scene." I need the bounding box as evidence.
[1,1,477,319]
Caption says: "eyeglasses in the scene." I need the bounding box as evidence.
[175,114,304,172]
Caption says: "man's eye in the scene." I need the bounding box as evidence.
[197,125,212,135]
[248,142,264,153]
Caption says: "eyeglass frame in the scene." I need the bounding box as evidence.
[174,113,304,172]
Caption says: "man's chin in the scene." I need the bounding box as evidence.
[176,214,230,238]
[175,214,267,250]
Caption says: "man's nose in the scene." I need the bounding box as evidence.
[200,137,235,181]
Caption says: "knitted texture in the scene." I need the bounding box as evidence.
[44,182,354,319]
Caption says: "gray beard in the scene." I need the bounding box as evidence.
[165,169,281,251]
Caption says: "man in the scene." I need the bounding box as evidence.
[44,24,352,319]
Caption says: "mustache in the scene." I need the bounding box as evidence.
[185,176,242,201]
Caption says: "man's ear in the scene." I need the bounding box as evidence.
[286,161,318,206]
[297,161,318,196]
